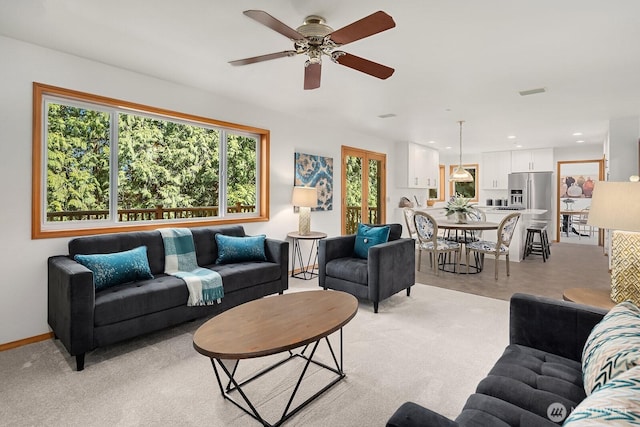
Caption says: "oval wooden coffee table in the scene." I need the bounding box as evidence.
[193,290,358,427]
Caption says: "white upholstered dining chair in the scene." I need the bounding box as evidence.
[403,208,418,243]
[413,211,461,276]
[465,212,521,279]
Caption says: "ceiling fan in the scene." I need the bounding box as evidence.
[229,10,396,90]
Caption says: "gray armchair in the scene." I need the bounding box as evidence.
[318,224,415,313]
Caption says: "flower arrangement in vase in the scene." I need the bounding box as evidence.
[444,193,475,223]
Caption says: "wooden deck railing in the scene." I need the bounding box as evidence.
[346,206,379,235]
[46,203,256,222]
[48,204,378,234]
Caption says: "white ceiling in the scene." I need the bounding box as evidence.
[2,0,640,154]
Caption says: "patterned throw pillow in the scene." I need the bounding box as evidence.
[564,366,640,425]
[215,234,267,264]
[582,301,640,395]
[74,246,154,290]
[353,224,390,259]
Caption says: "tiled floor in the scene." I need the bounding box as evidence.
[559,227,599,246]
[415,241,610,302]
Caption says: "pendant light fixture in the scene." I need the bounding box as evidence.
[449,120,474,182]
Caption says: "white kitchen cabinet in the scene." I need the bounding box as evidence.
[511,148,554,172]
[423,146,439,188]
[481,151,511,189]
[396,142,439,188]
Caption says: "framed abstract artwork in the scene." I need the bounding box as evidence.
[294,152,333,211]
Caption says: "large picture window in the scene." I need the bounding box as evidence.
[33,83,269,238]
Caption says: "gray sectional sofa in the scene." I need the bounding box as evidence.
[48,225,288,371]
[387,293,609,426]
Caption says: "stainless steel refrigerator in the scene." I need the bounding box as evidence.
[508,172,554,228]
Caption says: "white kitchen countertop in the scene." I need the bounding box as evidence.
[396,206,547,215]
[483,208,547,215]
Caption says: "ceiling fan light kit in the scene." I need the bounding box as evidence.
[296,15,333,39]
[230,10,396,90]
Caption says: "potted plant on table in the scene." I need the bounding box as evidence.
[444,194,475,223]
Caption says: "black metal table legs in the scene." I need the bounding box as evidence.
[210,330,345,427]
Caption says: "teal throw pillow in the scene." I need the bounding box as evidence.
[582,301,640,395]
[74,246,154,290]
[215,234,267,264]
[353,224,390,259]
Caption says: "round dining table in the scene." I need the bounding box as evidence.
[437,220,500,273]
[438,220,500,232]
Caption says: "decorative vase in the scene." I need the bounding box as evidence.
[455,212,467,224]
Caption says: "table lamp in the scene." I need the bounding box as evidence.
[292,186,317,235]
[587,180,640,304]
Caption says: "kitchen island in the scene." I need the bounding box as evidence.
[482,208,548,261]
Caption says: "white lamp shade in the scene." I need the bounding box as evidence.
[292,186,317,208]
[587,181,640,232]
[449,165,474,182]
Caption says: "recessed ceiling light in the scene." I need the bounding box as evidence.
[377,113,396,119]
[445,146,452,150]
[519,87,547,96]
[507,135,516,139]
[428,140,436,144]
[576,140,585,144]
[515,144,523,148]
[572,132,583,136]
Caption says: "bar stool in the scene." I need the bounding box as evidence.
[524,224,551,262]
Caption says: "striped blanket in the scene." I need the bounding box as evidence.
[159,228,223,306]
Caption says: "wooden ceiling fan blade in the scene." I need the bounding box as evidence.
[334,52,394,79]
[229,51,296,66]
[243,10,305,40]
[329,11,395,46]
[304,63,322,90]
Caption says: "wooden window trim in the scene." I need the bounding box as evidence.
[448,163,479,202]
[436,165,446,201]
[32,82,270,239]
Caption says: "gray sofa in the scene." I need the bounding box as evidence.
[387,293,608,426]
[318,223,415,313]
[48,225,288,371]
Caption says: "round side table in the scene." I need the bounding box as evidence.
[287,231,327,280]
[562,287,615,310]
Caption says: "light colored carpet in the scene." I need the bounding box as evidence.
[0,280,509,426]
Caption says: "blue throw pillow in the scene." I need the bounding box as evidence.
[354,224,391,259]
[215,234,267,264]
[74,246,154,290]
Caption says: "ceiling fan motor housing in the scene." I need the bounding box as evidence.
[296,15,334,46]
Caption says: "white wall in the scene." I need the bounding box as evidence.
[553,144,604,163]
[0,36,404,344]
[608,117,640,181]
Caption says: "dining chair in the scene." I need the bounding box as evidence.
[572,208,593,239]
[403,208,418,244]
[465,212,521,279]
[413,211,461,275]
